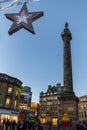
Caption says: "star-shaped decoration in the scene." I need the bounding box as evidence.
[5,2,44,35]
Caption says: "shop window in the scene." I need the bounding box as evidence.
[1,114,10,122]
[5,98,11,107]
[8,87,12,94]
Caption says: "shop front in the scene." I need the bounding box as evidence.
[40,117,58,125]
[40,117,47,124]
[51,118,58,125]
[0,108,19,122]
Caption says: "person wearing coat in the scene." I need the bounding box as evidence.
[32,121,43,130]
[76,121,84,130]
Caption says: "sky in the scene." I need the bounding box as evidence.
[0,0,87,102]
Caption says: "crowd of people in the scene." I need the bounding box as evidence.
[2,118,87,130]
[1,119,43,130]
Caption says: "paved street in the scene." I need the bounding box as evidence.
[42,125,76,130]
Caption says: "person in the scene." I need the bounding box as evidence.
[47,121,52,130]
[11,120,17,130]
[3,119,6,130]
[76,120,84,130]
[84,122,87,130]
[18,120,26,130]
[57,119,61,130]
[5,119,10,130]
[32,121,43,130]
[27,121,32,130]
[17,121,20,130]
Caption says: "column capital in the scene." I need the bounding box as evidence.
[61,22,72,40]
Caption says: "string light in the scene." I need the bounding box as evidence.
[0,0,40,10]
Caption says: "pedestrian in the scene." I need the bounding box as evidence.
[76,120,84,130]
[5,119,10,130]
[18,120,26,130]
[11,120,16,130]
[27,121,32,130]
[3,119,6,130]
[32,121,43,130]
[84,122,87,130]
[17,121,20,130]
[48,121,52,130]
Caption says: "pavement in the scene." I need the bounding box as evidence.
[42,125,76,130]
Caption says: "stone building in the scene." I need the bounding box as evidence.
[39,83,63,125]
[78,95,87,121]
[0,73,22,122]
[39,23,78,125]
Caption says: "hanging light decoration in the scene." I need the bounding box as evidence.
[0,0,40,10]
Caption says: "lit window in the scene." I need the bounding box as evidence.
[16,90,19,96]
[43,98,46,101]
[51,92,52,95]
[80,99,82,102]
[54,96,57,100]
[83,98,86,101]
[5,98,10,107]
[83,105,86,109]
[47,93,49,95]
[81,105,83,109]
[8,87,12,93]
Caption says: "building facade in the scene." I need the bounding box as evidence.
[19,86,32,111]
[0,73,22,122]
[30,102,39,120]
[18,86,32,121]
[39,83,63,125]
[78,95,87,121]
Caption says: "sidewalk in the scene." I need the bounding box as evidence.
[42,125,76,130]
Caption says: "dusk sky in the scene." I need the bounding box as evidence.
[0,0,87,102]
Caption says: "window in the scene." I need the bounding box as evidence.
[50,92,53,95]
[47,93,49,95]
[8,87,12,93]
[47,102,52,105]
[81,105,83,110]
[5,98,10,107]
[83,98,86,101]
[84,111,87,118]
[42,97,46,101]
[53,106,57,110]
[80,99,82,102]
[16,90,19,96]
[14,100,17,109]
[83,105,86,109]
[54,96,57,100]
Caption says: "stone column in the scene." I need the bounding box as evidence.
[61,22,73,93]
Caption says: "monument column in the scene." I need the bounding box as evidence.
[61,22,73,94]
[59,23,78,121]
